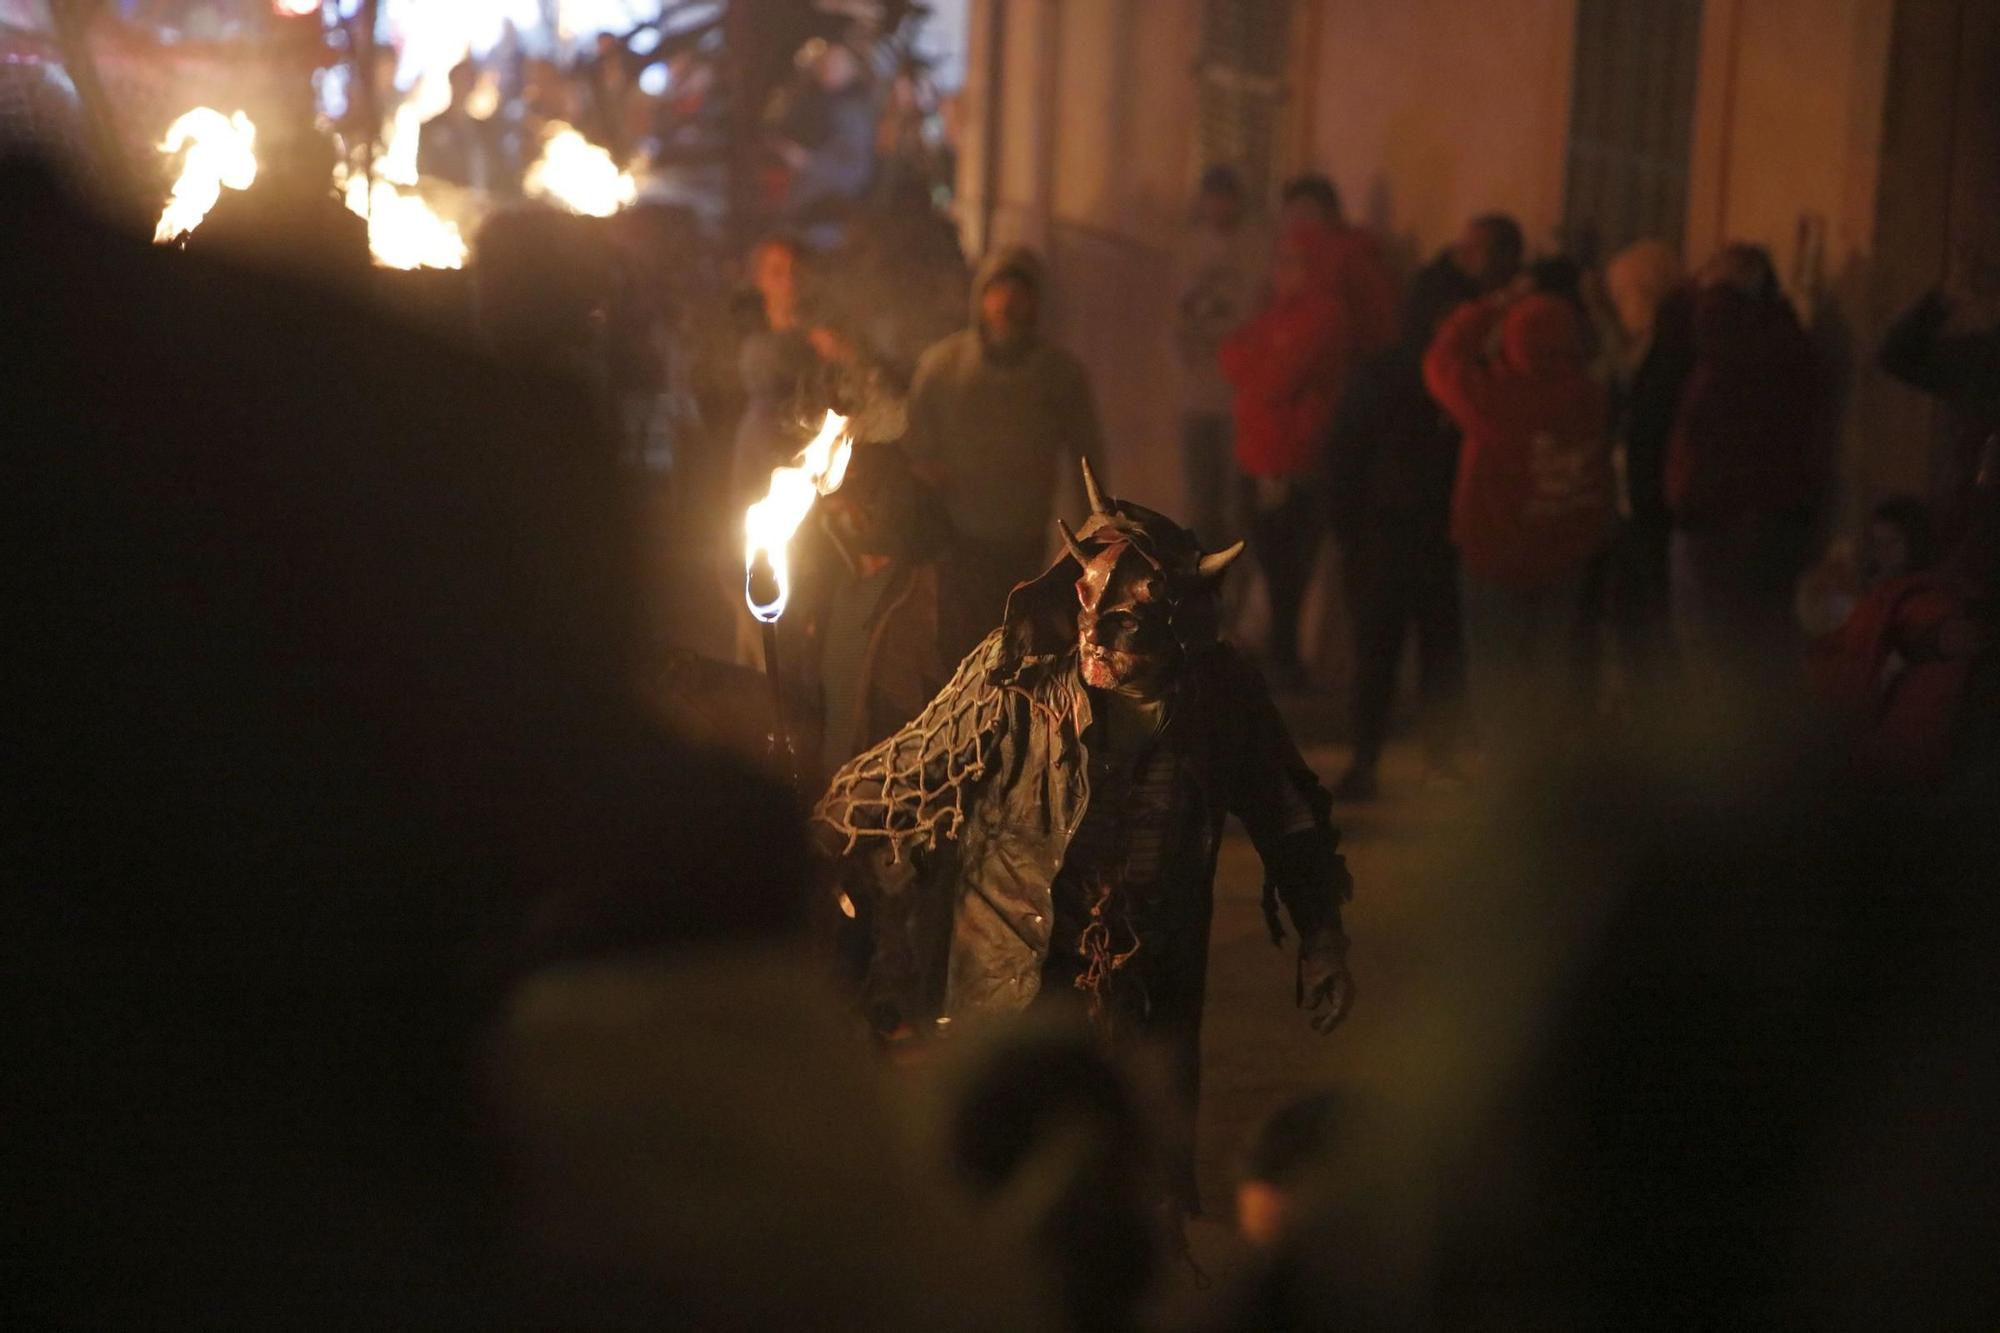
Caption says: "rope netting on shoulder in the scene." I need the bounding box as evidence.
[812,630,1017,862]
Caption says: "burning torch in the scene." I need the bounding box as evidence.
[743,410,854,785]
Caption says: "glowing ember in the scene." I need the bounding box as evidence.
[744,411,854,623]
[523,123,639,218]
[153,108,258,243]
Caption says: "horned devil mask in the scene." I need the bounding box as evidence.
[1058,460,1245,693]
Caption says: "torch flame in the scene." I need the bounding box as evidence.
[523,123,639,218]
[332,3,474,270]
[744,411,854,623]
[339,167,467,271]
[154,108,258,243]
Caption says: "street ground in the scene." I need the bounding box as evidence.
[1175,723,1480,1308]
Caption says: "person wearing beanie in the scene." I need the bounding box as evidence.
[904,244,1106,657]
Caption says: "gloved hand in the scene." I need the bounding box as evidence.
[1297,927,1355,1035]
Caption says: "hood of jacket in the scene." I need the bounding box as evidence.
[1501,293,1589,378]
[969,244,1044,326]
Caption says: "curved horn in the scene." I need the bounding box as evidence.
[1079,456,1110,516]
[1196,539,1246,580]
[1055,518,1090,565]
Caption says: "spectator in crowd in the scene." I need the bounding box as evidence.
[1666,243,1824,679]
[1322,215,1523,797]
[1808,479,1992,786]
[580,31,643,165]
[1410,214,1527,344]
[1174,164,1271,550]
[1865,495,1939,584]
[1278,171,1399,356]
[1222,221,1353,689]
[519,56,578,143]
[1425,288,1612,747]
[817,177,969,383]
[1595,239,1694,701]
[1236,1091,1345,1247]
[775,40,879,241]
[1879,242,2000,540]
[474,207,618,399]
[191,112,370,284]
[1525,254,1588,312]
[1278,172,1341,232]
[1527,254,1604,375]
[1797,495,1937,642]
[732,233,829,508]
[808,441,955,781]
[419,57,508,191]
[903,245,1105,656]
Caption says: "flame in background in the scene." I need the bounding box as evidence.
[152,9,647,269]
[334,0,483,269]
[522,122,639,218]
[154,108,258,243]
[337,169,466,270]
[744,411,854,623]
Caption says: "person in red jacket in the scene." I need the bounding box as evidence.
[1666,244,1825,680]
[1423,288,1611,748]
[1808,443,1998,786]
[1221,219,1367,686]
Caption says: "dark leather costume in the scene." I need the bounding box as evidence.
[815,477,1354,1203]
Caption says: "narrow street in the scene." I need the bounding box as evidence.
[1184,724,1492,1295]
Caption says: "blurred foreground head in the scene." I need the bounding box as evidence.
[947,1027,1166,1333]
[5,164,804,1326]
[1207,708,2000,1331]
[0,59,101,195]
[1237,1091,1347,1247]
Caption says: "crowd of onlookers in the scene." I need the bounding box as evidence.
[717,156,1997,804]
[401,14,953,234]
[1162,165,2000,797]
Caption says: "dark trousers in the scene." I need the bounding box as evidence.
[1576,519,1676,709]
[1244,478,1325,669]
[1670,509,1814,689]
[1339,519,1464,768]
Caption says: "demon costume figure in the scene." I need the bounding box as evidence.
[815,462,1355,1204]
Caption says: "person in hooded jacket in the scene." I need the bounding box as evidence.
[904,246,1106,661]
[1278,174,1400,361]
[1666,244,1825,678]
[1322,214,1525,798]
[1424,289,1612,746]
[1220,221,1357,688]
